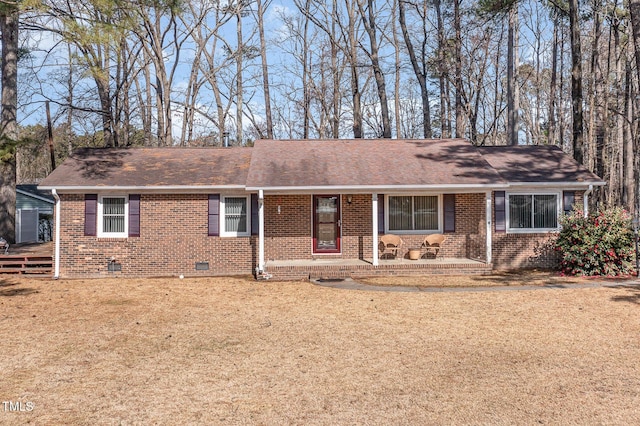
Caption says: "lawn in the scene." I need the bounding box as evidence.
[1,274,640,424]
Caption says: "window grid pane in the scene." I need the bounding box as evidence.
[102,198,125,233]
[414,196,438,230]
[534,195,557,228]
[509,195,532,228]
[389,196,412,231]
[389,195,438,231]
[225,197,247,233]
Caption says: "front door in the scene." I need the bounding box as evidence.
[313,195,341,253]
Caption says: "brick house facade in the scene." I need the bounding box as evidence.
[40,139,604,280]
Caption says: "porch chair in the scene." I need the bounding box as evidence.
[379,234,404,260]
[421,234,446,259]
[0,237,8,255]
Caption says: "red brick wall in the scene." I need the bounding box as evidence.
[57,191,576,277]
[263,193,487,261]
[58,194,257,278]
[490,190,585,270]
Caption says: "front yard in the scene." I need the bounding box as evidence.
[2,275,640,424]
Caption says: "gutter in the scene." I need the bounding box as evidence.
[51,189,61,279]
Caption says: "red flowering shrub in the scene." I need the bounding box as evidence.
[555,206,635,276]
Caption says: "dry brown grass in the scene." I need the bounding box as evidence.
[358,269,637,288]
[2,273,640,424]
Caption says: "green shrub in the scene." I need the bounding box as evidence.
[555,206,635,276]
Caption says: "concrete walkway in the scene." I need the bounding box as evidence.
[310,277,640,293]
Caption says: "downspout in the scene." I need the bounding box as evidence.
[52,189,61,279]
[583,184,593,216]
[486,191,492,264]
[257,189,266,276]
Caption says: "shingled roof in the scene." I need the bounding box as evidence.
[477,145,603,184]
[39,147,251,190]
[39,139,604,192]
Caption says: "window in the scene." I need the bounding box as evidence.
[221,195,250,236]
[507,193,559,231]
[387,195,440,233]
[97,195,128,238]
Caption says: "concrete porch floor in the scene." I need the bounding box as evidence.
[266,257,486,267]
[264,257,491,280]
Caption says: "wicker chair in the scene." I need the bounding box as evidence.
[379,234,404,259]
[421,234,446,259]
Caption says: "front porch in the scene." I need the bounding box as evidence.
[264,257,492,281]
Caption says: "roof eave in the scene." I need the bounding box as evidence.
[506,181,606,188]
[16,188,55,204]
[246,183,506,193]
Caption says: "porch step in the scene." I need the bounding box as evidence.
[0,255,53,275]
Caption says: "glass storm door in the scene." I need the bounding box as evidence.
[313,195,341,253]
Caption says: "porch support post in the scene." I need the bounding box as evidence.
[258,189,265,273]
[52,189,61,279]
[372,193,379,266]
[583,184,593,216]
[486,191,492,264]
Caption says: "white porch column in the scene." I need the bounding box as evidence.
[52,189,61,279]
[486,191,492,264]
[583,185,593,216]
[372,193,379,266]
[258,189,265,273]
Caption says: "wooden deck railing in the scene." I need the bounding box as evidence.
[0,255,53,275]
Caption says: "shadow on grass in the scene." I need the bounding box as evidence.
[610,286,640,304]
[466,270,578,287]
[0,278,39,297]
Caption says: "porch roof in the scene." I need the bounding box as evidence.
[246,138,506,191]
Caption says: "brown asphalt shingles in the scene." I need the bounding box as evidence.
[39,139,604,190]
[246,138,506,188]
[39,147,252,188]
[478,145,603,184]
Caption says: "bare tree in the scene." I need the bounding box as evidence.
[0,2,18,243]
[398,0,432,138]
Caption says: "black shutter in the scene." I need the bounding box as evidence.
[443,194,456,233]
[129,194,140,237]
[378,194,385,234]
[208,194,220,236]
[495,191,506,233]
[251,193,259,235]
[563,191,575,215]
[84,194,97,236]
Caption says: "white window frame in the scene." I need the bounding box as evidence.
[220,195,251,237]
[385,194,443,234]
[97,195,129,238]
[506,191,561,233]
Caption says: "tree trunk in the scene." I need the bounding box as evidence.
[236,9,244,145]
[568,0,585,164]
[256,0,273,139]
[0,9,18,243]
[630,0,640,87]
[358,0,392,138]
[506,6,518,145]
[453,0,464,138]
[398,0,431,138]
[434,0,449,138]
[548,13,558,145]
